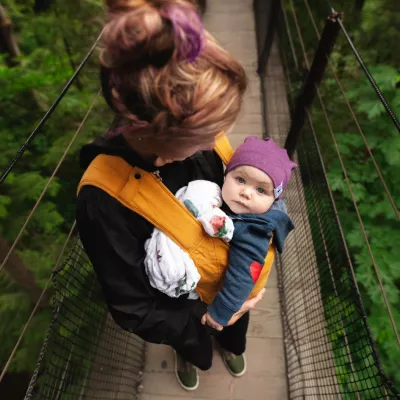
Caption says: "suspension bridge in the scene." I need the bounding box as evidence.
[0,0,399,399]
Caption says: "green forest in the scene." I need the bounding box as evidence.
[0,0,399,398]
[0,0,112,396]
[283,0,400,395]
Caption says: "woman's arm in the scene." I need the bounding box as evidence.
[76,186,207,344]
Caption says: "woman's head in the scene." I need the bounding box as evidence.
[101,0,247,163]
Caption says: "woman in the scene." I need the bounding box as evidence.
[76,0,265,391]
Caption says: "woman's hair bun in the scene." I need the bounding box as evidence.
[105,0,200,12]
[101,0,204,69]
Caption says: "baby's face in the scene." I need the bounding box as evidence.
[222,165,275,215]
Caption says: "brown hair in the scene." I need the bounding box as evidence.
[101,0,247,158]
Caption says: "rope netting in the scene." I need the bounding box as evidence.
[25,237,145,400]
[1,1,398,399]
[273,0,400,398]
[278,124,399,398]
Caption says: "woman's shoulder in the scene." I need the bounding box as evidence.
[76,139,224,231]
[76,185,152,238]
[80,134,156,171]
[188,150,224,187]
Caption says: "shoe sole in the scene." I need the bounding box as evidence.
[221,352,247,377]
[173,350,199,391]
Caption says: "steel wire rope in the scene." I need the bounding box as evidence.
[287,0,400,348]
[302,0,399,222]
[0,89,101,275]
[321,0,400,132]
[278,1,309,385]
[0,29,104,184]
[280,1,362,392]
[281,4,394,393]
[0,221,77,383]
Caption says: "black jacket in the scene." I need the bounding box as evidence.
[76,134,224,345]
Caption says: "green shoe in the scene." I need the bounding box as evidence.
[220,350,247,377]
[174,351,199,391]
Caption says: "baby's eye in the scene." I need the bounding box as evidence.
[257,188,265,194]
[236,177,245,184]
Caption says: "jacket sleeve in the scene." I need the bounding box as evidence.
[76,186,207,344]
[207,221,273,326]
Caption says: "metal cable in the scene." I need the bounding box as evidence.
[0,29,104,185]
[281,2,368,390]
[317,86,400,348]
[288,0,310,69]
[0,221,77,383]
[281,0,299,71]
[302,0,399,222]
[281,29,393,394]
[288,0,400,348]
[323,2,400,133]
[0,89,101,275]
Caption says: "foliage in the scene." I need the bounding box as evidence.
[0,0,112,379]
[0,0,399,398]
[283,0,400,395]
[32,245,109,398]
[325,67,400,387]
[0,271,52,373]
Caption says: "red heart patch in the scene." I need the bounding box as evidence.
[250,261,263,283]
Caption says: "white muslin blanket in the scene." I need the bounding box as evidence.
[144,180,234,299]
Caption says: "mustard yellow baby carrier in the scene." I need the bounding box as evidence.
[77,136,276,304]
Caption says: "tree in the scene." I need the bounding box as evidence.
[284,0,400,392]
[0,2,48,306]
[290,0,400,390]
[0,3,21,67]
[0,0,110,381]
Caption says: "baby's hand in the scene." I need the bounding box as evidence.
[201,312,224,331]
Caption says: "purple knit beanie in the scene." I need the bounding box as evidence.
[226,136,297,199]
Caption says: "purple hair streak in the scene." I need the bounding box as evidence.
[162,4,205,62]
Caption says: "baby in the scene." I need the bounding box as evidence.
[145,136,296,327]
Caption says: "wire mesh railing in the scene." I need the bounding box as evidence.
[0,21,108,390]
[1,0,398,398]
[264,0,400,398]
[278,120,398,398]
[24,237,146,400]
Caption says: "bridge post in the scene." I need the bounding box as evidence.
[284,12,342,159]
[256,0,281,75]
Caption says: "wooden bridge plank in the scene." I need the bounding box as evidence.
[141,1,287,399]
